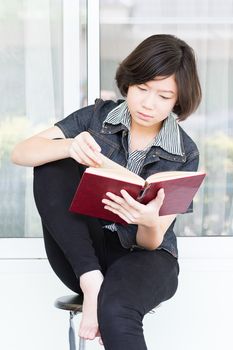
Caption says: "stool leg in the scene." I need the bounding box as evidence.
[69,311,77,350]
[78,337,86,350]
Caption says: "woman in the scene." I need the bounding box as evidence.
[12,34,201,349]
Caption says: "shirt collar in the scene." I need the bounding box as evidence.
[103,101,130,129]
[103,101,183,156]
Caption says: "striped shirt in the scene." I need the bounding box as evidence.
[103,100,183,232]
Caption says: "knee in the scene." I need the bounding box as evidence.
[34,158,80,190]
[33,158,82,213]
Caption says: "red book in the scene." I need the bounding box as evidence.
[69,155,206,224]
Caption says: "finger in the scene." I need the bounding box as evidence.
[103,196,137,222]
[120,189,142,210]
[105,191,138,208]
[73,147,96,166]
[105,192,125,205]
[99,337,104,346]
[103,205,133,223]
[75,141,102,165]
[69,149,83,164]
[102,198,125,212]
[82,132,102,152]
[148,188,165,209]
[104,192,136,212]
[105,191,142,219]
[70,145,97,166]
[71,142,101,167]
[156,188,165,205]
[69,145,88,164]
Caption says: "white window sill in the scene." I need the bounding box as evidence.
[0,237,233,259]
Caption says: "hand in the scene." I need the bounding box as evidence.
[102,188,165,227]
[69,131,102,167]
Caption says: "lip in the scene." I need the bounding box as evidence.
[137,112,154,120]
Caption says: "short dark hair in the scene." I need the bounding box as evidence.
[115,34,202,121]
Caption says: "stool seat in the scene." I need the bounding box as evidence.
[54,294,84,312]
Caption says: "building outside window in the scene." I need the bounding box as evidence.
[99,0,233,238]
[0,0,87,238]
[0,0,232,245]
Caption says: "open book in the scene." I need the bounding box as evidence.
[69,154,206,224]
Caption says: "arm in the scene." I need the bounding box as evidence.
[102,188,176,250]
[136,214,176,250]
[11,126,71,167]
[136,152,201,248]
[11,127,102,168]
[135,154,200,248]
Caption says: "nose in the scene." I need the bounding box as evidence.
[141,93,156,110]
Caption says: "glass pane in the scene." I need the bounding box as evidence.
[0,0,87,237]
[80,0,88,106]
[100,0,233,236]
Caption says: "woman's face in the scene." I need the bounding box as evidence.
[126,74,178,132]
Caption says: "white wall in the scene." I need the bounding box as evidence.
[0,237,232,350]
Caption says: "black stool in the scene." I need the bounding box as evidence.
[55,294,86,350]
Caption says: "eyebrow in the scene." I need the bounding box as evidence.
[157,90,175,94]
[143,82,175,94]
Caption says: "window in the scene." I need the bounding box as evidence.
[0,0,87,238]
[1,0,232,241]
[100,0,233,237]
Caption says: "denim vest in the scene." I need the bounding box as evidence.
[55,99,200,258]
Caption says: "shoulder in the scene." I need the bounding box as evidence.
[54,104,95,137]
[177,125,200,172]
[92,98,125,119]
[178,124,199,160]
[67,98,125,124]
[55,99,124,138]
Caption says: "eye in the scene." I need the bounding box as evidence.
[160,95,171,100]
[137,85,147,91]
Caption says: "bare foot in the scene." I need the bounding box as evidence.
[79,292,99,339]
[99,337,104,346]
[96,328,104,346]
[79,270,104,340]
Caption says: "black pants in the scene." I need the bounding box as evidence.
[34,159,179,350]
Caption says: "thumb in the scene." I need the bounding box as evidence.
[156,188,165,208]
[147,188,165,210]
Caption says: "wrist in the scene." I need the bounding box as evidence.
[138,219,160,230]
[136,223,164,250]
[65,138,74,157]
[139,223,162,237]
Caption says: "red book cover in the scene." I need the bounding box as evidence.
[138,174,206,215]
[69,169,206,224]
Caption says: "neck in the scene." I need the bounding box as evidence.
[129,120,163,152]
[130,120,163,138]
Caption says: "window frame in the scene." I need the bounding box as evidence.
[1,0,232,260]
[0,237,233,259]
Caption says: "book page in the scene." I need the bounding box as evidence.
[99,154,129,171]
[86,167,145,185]
[99,153,144,178]
[86,153,144,185]
[147,171,206,183]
